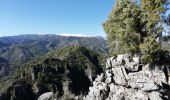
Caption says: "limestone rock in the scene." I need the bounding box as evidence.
[38,92,53,100]
[84,55,170,100]
[111,67,127,86]
[106,54,130,69]
[127,69,161,91]
[148,92,163,100]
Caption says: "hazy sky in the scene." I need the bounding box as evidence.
[0,0,115,37]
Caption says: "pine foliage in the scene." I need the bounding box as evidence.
[103,0,169,63]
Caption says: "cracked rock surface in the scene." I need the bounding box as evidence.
[84,54,170,100]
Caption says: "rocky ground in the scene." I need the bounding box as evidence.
[84,54,170,100]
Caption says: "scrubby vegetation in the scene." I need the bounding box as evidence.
[0,46,105,100]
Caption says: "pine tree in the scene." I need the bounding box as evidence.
[103,0,169,63]
[103,0,141,55]
[139,0,168,63]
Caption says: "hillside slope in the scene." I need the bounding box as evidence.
[0,46,105,100]
[0,34,107,79]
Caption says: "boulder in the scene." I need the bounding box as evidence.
[128,71,160,91]
[106,54,130,69]
[38,92,53,100]
[111,67,127,86]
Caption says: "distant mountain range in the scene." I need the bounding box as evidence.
[0,34,108,79]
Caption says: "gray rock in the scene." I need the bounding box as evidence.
[117,54,130,64]
[133,56,140,63]
[148,92,163,100]
[106,57,115,68]
[31,66,36,81]
[111,67,127,86]
[38,92,53,100]
[106,54,130,69]
[105,70,113,84]
[125,62,141,72]
[84,55,170,100]
[127,64,167,92]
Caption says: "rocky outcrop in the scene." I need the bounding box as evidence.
[38,92,53,100]
[84,54,170,100]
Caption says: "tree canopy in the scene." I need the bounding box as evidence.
[103,0,169,63]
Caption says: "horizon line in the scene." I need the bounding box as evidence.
[0,33,106,38]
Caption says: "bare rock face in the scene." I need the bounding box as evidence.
[38,92,53,100]
[84,54,170,100]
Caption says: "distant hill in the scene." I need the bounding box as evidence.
[0,34,107,80]
[0,46,105,100]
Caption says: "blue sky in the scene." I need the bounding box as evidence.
[0,0,115,37]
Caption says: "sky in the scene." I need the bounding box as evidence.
[0,0,115,37]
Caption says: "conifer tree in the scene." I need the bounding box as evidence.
[139,0,168,63]
[103,0,141,55]
[103,0,169,63]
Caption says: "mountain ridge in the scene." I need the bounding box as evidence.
[0,46,105,100]
[0,34,108,80]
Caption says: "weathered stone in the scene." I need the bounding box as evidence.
[105,76,112,84]
[84,81,108,100]
[38,92,53,100]
[117,54,130,64]
[125,62,140,72]
[31,66,36,81]
[111,67,127,86]
[148,92,163,100]
[94,73,105,83]
[133,56,140,63]
[128,71,160,91]
[106,57,115,68]
[84,55,170,100]
[106,54,130,69]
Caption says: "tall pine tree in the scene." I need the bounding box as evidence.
[103,0,169,63]
[103,0,141,55]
